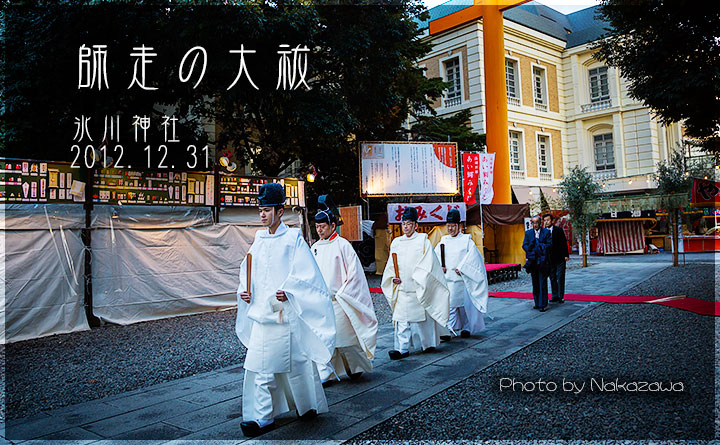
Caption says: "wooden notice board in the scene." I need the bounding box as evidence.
[339,205,362,241]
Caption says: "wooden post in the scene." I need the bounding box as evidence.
[482,4,511,204]
[672,209,679,267]
[213,164,220,223]
[246,253,252,295]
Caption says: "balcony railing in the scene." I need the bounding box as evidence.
[534,101,548,112]
[581,99,612,113]
[507,95,521,107]
[415,105,432,116]
[444,96,462,107]
[592,169,617,181]
[510,170,526,180]
[539,172,553,181]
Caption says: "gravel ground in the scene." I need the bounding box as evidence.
[5,259,710,431]
[351,263,717,441]
[3,309,244,421]
[2,261,581,422]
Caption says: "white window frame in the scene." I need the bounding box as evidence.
[531,63,548,111]
[508,128,527,176]
[593,132,615,171]
[588,66,610,103]
[439,52,464,108]
[505,56,522,103]
[535,131,553,179]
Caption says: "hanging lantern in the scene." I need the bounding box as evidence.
[219,156,229,167]
[306,165,317,183]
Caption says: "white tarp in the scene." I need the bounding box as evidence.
[91,205,214,229]
[92,224,253,324]
[1,203,310,337]
[1,204,89,343]
[91,206,304,325]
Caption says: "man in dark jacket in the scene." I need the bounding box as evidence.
[522,216,552,312]
[543,213,570,303]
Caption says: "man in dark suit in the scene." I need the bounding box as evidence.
[522,216,552,312]
[543,213,570,303]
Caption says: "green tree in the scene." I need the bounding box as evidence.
[1,1,447,205]
[539,188,550,213]
[558,166,600,267]
[656,149,714,195]
[655,148,715,265]
[594,0,720,153]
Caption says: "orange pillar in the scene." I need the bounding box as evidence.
[482,4,511,204]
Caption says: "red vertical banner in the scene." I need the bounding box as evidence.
[462,152,480,205]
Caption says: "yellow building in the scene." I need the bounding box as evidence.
[416,1,682,208]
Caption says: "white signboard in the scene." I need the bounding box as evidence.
[360,141,459,196]
[387,203,466,224]
[479,152,495,205]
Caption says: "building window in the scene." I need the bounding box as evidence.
[593,133,615,170]
[506,59,520,106]
[509,131,524,176]
[533,66,547,111]
[589,67,610,103]
[443,57,462,107]
[537,134,552,179]
[506,59,518,98]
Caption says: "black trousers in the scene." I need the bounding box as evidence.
[531,269,548,308]
[549,261,566,301]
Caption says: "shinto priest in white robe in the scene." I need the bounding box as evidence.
[236,222,336,423]
[434,232,488,335]
[381,231,449,352]
[312,232,378,381]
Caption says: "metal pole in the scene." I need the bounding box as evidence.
[213,164,220,223]
[84,166,100,327]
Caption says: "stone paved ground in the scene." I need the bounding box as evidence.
[1,258,684,443]
[1,254,576,422]
[350,263,717,441]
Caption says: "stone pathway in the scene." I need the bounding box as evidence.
[2,260,668,444]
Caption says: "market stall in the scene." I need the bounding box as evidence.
[595,211,656,255]
[586,193,689,257]
[684,178,720,252]
[477,203,529,265]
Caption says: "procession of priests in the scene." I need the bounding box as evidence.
[380,206,449,359]
[235,191,488,437]
[434,209,489,339]
[311,198,378,383]
[235,183,336,437]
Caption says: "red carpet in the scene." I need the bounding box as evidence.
[489,291,719,316]
[486,263,521,272]
[652,298,719,316]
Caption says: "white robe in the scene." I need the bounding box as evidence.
[312,233,378,380]
[381,232,449,352]
[235,222,336,422]
[434,233,488,335]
